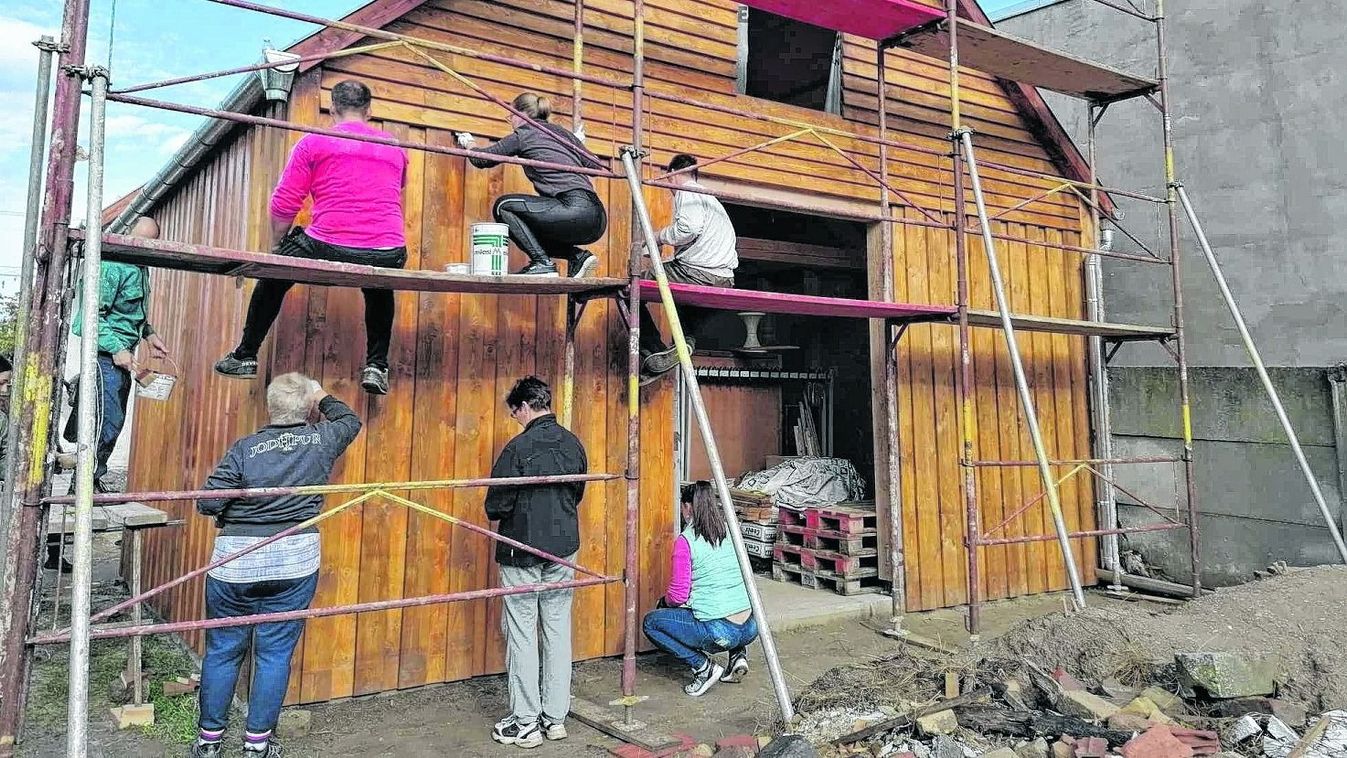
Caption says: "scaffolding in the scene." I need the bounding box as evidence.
[3,0,1346,755]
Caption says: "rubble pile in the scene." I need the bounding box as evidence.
[792,567,1347,758]
[800,653,1346,758]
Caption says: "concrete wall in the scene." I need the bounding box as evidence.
[1001,0,1347,584]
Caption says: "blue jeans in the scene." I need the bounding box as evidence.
[94,354,130,482]
[199,572,318,734]
[641,608,759,670]
[62,354,130,483]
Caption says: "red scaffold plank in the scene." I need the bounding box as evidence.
[637,279,957,321]
[741,0,944,41]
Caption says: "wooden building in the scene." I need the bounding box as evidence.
[119,0,1103,704]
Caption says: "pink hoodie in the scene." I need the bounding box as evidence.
[269,121,408,249]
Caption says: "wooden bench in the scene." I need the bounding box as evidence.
[46,501,172,719]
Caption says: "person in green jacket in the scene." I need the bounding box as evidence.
[62,215,171,490]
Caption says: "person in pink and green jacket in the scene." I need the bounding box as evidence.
[642,480,759,697]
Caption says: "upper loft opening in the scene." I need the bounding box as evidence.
[736,5,843,114]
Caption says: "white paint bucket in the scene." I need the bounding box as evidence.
[470,222,510,276]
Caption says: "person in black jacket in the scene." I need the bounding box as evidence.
[485,376,588,749]
[458,92,608,278]
[190,372,361,758]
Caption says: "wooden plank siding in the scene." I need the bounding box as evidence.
[124,0,1098,703]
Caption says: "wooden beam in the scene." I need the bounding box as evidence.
[737,237,865,270]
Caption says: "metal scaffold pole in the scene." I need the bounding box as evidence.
[958,130,1087,612]
[619,0,646,724]
[0,0,92,749]
[945,0,986,636]
[67,67,110,758]
[0,36,58,542]
[1176,186,1347,563]
[1154,0,1203,596]
[619,148,795,725]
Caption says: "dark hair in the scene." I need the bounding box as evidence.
[331,80,372,115]
[0,356,11,373]
[667,153,698,180]
[506,375,552,412]
[512,92,552,121]
[683,481,727,547]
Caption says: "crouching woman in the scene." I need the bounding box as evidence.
[641,481,758,697]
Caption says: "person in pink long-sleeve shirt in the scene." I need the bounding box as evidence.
[214,79,409,395]
[642,481,758,698]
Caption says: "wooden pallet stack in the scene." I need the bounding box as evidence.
[730,489,777,560]
[771,502,883,595]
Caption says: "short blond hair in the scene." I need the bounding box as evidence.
[267,372,316,425]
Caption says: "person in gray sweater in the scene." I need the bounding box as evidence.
[638,154,740,383]
[459,92,608,278]
[191,372,361,758]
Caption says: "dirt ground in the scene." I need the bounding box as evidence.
[986,565,1347,711]
[20,535,1087,758]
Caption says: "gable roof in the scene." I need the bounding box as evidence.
[114,0,1097,230]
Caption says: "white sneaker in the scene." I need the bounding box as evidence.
[684,660,726,697]
[491,718,543,749]
[541,717,568,741]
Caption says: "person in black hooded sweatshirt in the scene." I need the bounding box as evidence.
[458,92,608,278]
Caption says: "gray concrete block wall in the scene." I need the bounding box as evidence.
[1002,0,1347,369]
[1000,1,1347,584]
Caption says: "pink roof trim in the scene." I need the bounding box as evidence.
[741,0,944,40]
[638,280,955,321]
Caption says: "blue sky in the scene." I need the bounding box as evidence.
[0,0,364,277]
[0,0,1032,280]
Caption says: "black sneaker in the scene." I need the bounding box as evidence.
[43,554,73,574]
[513,261,559,277]
[721,650,749,683]
[684,659,725,697]
[642,337,695,376]
[188,741,222,758]
[541,716,568,741]
[242,740,283,757]
[214,353,258,379]
[491,717,543,748]
[569,251,598,278]
[638,370,663,388]
[360,366,389,395]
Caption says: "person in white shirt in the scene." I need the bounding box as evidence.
[638,154,739,383]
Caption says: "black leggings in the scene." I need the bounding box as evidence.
[234,229,407,369]
[492,189,607,264]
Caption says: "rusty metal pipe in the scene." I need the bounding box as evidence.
[203,0,628,90]
[0,0,92,749]
[112,41,404,94]
[105,92,617,179]
[31,576,617,645]
[977,522,1185,546]
[621,0,646,713]
[45,473,618,506]
[1154,0,1203,597]
[970,456,1181,468]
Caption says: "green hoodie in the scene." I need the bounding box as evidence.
[71,261,154,355]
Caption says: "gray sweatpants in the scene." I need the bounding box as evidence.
[499,555,577,724]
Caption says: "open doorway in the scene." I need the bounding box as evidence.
[674,203,875,493]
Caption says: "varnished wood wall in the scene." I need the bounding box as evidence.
[128,0,1097,702]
